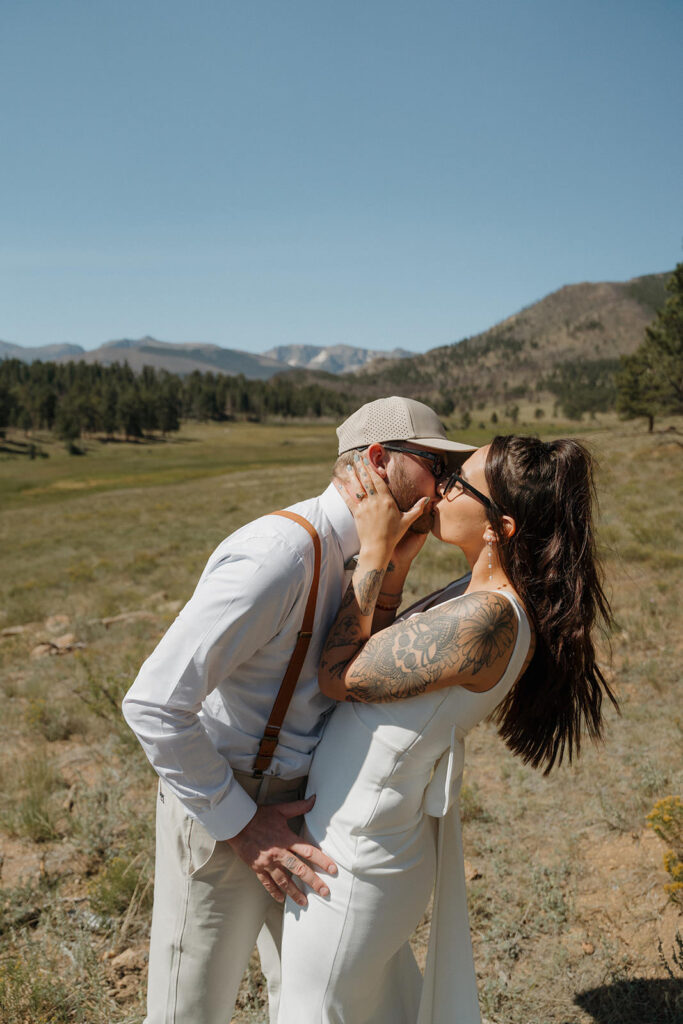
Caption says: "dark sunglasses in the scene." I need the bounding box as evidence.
[378,444,447,479]
[440,472,495,510]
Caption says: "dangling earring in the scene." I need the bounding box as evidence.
[487,539,493,581]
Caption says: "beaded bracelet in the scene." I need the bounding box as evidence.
[375,593,403,611]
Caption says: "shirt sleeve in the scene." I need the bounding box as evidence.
[122,532,307,840]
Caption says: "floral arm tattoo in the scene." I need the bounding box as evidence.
[321,591,517,703]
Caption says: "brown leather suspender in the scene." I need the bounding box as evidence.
[252,511,322,778]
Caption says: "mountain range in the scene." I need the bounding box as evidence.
[263,344,414,374]
[0,272,670,402]
[0,336,414,378]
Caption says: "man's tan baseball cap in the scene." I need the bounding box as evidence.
[336,396,476,456]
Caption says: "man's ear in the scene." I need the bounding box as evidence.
[366,443,389,478]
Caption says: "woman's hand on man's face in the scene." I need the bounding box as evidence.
[335,454,431,564]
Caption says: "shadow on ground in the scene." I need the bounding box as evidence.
[573,978,683,1024]
[96,435,182,444]
[0,439,48,457]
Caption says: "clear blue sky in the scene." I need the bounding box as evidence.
[1,0,681,354]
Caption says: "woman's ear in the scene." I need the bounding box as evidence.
[500,515,516,539]
[366,443,389,478]
[484,516,516,542]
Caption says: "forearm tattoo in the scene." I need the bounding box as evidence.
[321,585,365,682]
[354,568,385,616]
[344,592,517,703]
[320,567,387,686]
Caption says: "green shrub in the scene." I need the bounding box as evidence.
[88,854,152,919]
[460,781,492,823]
[25,696,82,742]
[0,752,66,842]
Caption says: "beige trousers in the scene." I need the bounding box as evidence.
[144,772,307,1024]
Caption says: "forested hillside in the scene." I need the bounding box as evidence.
[355,272,671,418]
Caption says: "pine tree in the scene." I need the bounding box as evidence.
[101,385,118,437]
[617,264,683,431]
[117,387,144,439]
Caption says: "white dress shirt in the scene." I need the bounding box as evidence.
[122,483,358,841]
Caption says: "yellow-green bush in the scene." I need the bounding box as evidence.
[647,795,683,904]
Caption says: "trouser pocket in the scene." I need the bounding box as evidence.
[158,781,218,880]
[186,815,218,879]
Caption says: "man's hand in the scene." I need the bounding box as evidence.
[390,528,429,574]
[227,796,337,906]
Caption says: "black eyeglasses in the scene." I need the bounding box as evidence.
[378,444,447,480]
[440,472,494,510]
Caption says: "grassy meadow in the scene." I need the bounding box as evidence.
[0,416,681,1024]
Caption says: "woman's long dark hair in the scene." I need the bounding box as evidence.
[484,435,618,774]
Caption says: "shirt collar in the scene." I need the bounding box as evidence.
[319,482,359,565]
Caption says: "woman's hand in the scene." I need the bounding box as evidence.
[335,454,430,566]
[322,458,432,699]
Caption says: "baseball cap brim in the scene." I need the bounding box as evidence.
[409,435,477,453]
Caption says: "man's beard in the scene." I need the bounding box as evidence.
[388,461,434,534]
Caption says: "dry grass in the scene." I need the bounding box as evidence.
[0,417,681,1023]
